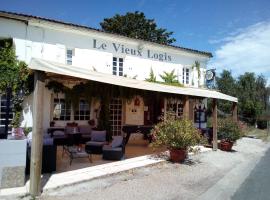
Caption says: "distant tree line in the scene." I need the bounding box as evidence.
[213,70,269,127]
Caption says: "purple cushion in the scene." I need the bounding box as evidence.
[91,130,106,142]
[79,125,92,135]
[111,136,123,148]
[65,126,78,134]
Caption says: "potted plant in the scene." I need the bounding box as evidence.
[151,117,202,162]
[218,118,242,151]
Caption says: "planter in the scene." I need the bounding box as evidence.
[11,127,24,139]
[169,148,187,163]
[219,141,234,151]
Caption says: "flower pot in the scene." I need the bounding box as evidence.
[169,148,187,163]
[219,141,233,151]
[12,127,24,139]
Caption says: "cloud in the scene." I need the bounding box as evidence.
[209,21,270,85]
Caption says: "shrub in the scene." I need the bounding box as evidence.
[218,118,242,142]
[151,118,202,150]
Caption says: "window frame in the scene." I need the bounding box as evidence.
[182,67,190,85]
[112,57,124,76]
[53,98,71,121]
[66,48,73,65]
[0,94,13,132]
[74,99,91,121]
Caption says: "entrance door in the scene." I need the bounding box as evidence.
[109,98,123,136]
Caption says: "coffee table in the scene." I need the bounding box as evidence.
[66,146,92,165]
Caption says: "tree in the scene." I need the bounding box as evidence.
[216,70,237,114]
[237,72,264,124]
[145,68,156,82]
[160,69,178,84]
[100,11,176,45]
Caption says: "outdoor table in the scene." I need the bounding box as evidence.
[66,146,92,165]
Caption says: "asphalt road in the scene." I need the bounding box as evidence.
[232,148,270,200]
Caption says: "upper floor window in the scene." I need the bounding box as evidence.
[112,57,123,76]
[66,49,74,65]
[182,67,190,85]
[53,98,71,120]
[74,99,90,121]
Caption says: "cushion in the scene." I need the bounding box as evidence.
[53,130,65,136]
[86,141,106,146]
[43,138,54,145]
[91,130,106,142]
[111,136,123,148]
[65,126,78,134]
[103,145,122,151]
[79,125,92,135]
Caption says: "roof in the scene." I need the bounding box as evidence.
[29,58,237,102]
[0,10,212,58]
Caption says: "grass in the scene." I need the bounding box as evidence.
[244,127,270,142]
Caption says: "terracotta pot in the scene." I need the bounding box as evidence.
[219,141,234,151]
[169,148,187,163]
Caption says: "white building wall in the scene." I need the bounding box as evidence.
[0,16,211,131]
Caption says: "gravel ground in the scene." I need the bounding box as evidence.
[6,137,270,200]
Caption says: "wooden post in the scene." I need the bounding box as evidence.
[189,98,194,121]
[212,98,218,151]
[183,96,189,119]
[232,102,238,122]
[29,70,45,197]
[164,98,167,119]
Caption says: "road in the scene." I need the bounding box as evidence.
[232,148,270,200]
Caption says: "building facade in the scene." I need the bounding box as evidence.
[0,11,212,135]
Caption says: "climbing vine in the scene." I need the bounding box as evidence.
[0,38,33,128]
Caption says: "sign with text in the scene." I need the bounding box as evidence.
[93,39,172,62]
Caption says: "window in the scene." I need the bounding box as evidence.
[109,98,122,136]
[53,98,71,120]
[112,57,123,76]
[182,67,190,85]
[166,98,183,118]
[0,95,13,132]
[74,99,90,120]
[66,49,73,65]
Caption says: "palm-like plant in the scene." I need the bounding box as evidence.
[145,68,156,82]
[160,69,178,83]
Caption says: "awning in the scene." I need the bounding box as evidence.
[29,58,238,102]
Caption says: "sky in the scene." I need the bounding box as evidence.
[1,0,270,85]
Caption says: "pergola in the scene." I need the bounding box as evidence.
[28,58,238,196]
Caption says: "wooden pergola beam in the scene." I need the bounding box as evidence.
[212,98,218,151]
[232,102,238,122]
[183,96,190,119]
[29,70,45,197]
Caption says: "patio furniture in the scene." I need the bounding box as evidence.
[122,125,153,144]
[85,130,107,155]
[78,125,92,143]
[47,127,65,137]
[26,137,57,174]
[66,146,92,165]
[102,136,125,160]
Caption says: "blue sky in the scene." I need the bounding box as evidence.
[1,0,270,84]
